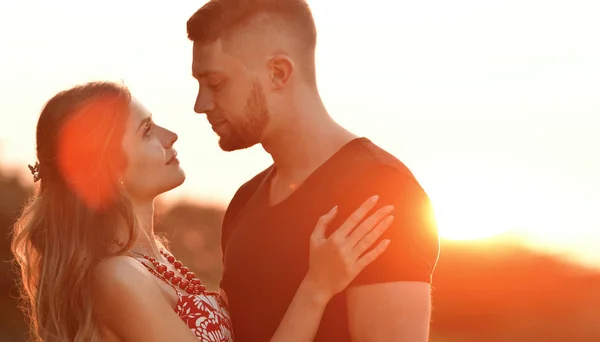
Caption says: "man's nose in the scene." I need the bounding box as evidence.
[194,91,215,114]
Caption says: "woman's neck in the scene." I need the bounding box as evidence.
[114,199,161,257]
[133,200,154,233]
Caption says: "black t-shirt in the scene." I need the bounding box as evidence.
[220,137,440,342]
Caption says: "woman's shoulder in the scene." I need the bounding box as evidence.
[91,255,161,311]
[92,255,152,285]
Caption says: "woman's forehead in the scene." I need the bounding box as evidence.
[127,98,152,125]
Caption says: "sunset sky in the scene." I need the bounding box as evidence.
[0,1,598,267]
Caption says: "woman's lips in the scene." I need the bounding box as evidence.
[166,151,179,165]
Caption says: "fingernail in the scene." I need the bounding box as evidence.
[386,215,395,223]
[329,206,338,214]
[370,195,379,203]
[385,205,395,211]
[384,239,391,246]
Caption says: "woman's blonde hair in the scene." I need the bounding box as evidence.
[11,81,155,341]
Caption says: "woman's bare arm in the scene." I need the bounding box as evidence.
[91,256,198,342]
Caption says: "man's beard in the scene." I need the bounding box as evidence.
[219,81,270,152]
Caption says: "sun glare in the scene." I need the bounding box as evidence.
[427,176,540,241]
[434,205,513,241]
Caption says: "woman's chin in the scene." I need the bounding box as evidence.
[153,171,186,197]
[173,172,186,189]
[167,170,186,191]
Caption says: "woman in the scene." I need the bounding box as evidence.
[12,81,394,342]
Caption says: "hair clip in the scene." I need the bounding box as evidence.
[28,162,41,182]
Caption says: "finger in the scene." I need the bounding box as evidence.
[351,215,394,259]
[347,205,394,247]
[354,239,391,272]
[333,195,379,238]
[311,206,338,242]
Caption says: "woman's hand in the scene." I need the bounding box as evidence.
[269,196,394,342]
[303,195,394,302]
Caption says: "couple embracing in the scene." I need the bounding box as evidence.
[12,1,439,341]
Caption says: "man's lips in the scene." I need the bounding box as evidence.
[210,120,228,133]
[208,117,227,127]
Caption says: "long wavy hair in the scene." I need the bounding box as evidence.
[12,81,151,341]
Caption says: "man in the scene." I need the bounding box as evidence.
[187,1,440,341]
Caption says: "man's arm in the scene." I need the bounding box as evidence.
[347,282,432,342]
[343,166,439,342]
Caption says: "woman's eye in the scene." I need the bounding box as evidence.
[143,123,153,137]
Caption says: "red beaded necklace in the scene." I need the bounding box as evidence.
[132,249,206,295]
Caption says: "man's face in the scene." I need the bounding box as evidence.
[191,40,270,151]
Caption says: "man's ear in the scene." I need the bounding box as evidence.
[268,54,295,89]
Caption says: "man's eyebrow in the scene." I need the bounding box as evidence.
[136,116,152,132]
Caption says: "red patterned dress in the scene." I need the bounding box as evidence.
[175,289,233,341]
[134,251,234,342]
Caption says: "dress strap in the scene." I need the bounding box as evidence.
[129,256,181,296]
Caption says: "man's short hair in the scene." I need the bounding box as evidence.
[187,0,317,82]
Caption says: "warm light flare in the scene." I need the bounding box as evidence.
[427,176,562,242]
[57,95,128,211]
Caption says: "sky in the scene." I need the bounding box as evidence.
[0,1,599,267]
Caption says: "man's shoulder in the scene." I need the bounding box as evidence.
[341,138,420,188]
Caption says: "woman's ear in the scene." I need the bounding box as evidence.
[268,54,295,89]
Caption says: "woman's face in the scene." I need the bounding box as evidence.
[120,98,185,201]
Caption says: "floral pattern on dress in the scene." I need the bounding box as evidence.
[176,291,234,342]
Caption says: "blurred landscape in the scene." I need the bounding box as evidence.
[1,164,599,342]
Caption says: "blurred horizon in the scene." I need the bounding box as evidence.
[2,165,600,341]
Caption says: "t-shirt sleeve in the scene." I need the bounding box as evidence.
[344,165,440,286]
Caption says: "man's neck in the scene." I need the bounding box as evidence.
[261,99,357,182]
